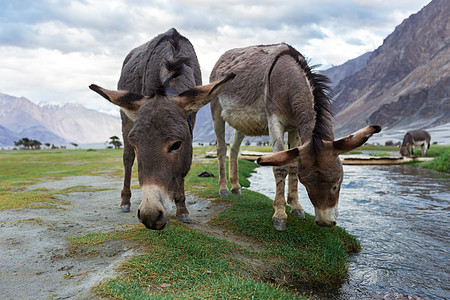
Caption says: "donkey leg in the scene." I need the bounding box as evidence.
[121,144,135,212]
[421,144,427,157]
[212,103,229,197]
[175,181,190,223]
[269,118,288,231]
[229,130,245,195]
[287,131,304,218]
[120,112,135,212]
[273,166,288,231]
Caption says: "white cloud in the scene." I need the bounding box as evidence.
[0,0,432,113]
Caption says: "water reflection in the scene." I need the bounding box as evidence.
[248,164,450,299]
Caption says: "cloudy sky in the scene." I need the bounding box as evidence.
[0,0,431,116]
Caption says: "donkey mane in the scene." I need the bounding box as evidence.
[267,45,334,155]
[145,29,193,98]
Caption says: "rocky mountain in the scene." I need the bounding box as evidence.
[0,125,20,146]
[192,104,216,143]
[3,0,447,146]
[331,0,449,137]
[0,93,121,146]
[192,1,449,144]
[321,51,372,88]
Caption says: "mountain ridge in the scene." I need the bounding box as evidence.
[331,0,449,136]
[0,93,121,146]
[1,0,448,146]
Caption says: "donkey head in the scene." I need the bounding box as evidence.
[89,73,235,230]
[399,145,409,157]
[257,125,381,227]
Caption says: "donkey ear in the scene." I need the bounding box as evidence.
[257,147,304,167]
[333,125,381,155]
[176,73,235,113]
[89,84,147,111]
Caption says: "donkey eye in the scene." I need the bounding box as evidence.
[332,185,338,192]
[168,141,182,153]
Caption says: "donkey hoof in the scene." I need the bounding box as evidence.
[273,217,287,231]
[177,214,191,223]
[291,209,305,218]
[231,188,242,195]
[219,190,229,197]
[121,205,131,213]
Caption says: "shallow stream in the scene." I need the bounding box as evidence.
[249,164,449,299]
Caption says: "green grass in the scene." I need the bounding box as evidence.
[396,145,450,173]
[2,147,361,298]
[0,149,125,210]
[186,160,360,287]
[368,152,392,157]
[353,144,450,173]
[410,145,448,158]
[421,147,450,173]
[92,224,300,299]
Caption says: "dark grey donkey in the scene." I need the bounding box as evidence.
[90,28,235,230]
[210,43,381,231]
[116,28,201,215]
[400,130,431,157]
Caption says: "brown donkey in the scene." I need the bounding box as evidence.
[210,43,381,231]
[114,28,201,215]
[90,74,234,230]
[90,28,235,229]
[399,130,431,157]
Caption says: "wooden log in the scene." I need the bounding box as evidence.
[205,151,435,165]
[341,156,434,165]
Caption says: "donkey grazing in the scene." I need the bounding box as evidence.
[114,28,201,215]
[90,75,234,230]
[400,130,431,157]
[210,43,381,231]
[90,28,235,230]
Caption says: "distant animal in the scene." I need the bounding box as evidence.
[90,28,235,230]
[210,43,381,231]
[400,130,431,157]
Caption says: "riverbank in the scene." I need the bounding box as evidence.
[0,148,360,299]
[250,162,450,299]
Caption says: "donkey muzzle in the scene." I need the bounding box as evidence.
[138,185,171,230]
[314,206,338,227]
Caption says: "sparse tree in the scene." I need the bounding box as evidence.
[109,136,122,149]
[70,142,78,148]
[22,137,31,149]
[30,140,41,150]
[14,140,23,148]
[14,137,38,149]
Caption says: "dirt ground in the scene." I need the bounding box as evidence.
[0,174,250,300]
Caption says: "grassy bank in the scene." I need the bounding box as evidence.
[421,146,450,173]
[1,148,360,298]
[74,157,360,299]
[0,149,125,210]
[187,160,360,284]
[72,224,301,299]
